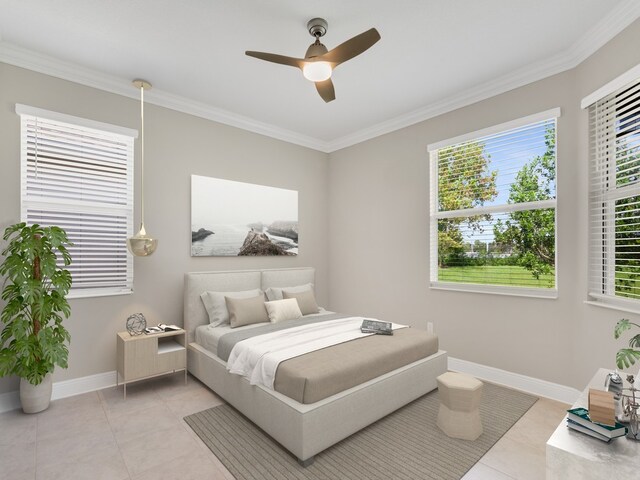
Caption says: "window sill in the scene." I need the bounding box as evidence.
[68,289,133,300]
[584,299,640,316]
[430,281,558,299]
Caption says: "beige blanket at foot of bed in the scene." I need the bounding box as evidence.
[274,328,438,404]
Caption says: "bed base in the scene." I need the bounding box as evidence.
[188,342,447,463]
[184,268,448,463]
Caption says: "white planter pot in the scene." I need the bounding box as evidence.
[20,374,52,414]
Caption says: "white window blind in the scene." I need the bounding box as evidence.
[428,109,559,297]
[588,79,640,310]
[17,105,136,298]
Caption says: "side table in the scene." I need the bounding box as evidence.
[116,329,187,398]
[546,368,640,479]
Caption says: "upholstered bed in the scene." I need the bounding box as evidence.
[184,267,447,465]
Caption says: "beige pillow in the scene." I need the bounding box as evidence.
[200,289,262,327]
[283,289,319,316]
[225,295,269,328]
[264,299,303,323]
[265,283,314,301]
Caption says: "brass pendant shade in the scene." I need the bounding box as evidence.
[127,224,157,257]
[127,79,158,257]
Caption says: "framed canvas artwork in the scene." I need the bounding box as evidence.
[191,175,298,256]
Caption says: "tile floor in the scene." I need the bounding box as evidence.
[0,374,568,480]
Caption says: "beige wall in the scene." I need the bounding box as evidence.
[0,63,329,394]
[2,18,640,397]
[328,19,640,390]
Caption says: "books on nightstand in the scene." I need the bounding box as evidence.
[565,407,627,442]
[158,324,180,332]
[144,324,181,334]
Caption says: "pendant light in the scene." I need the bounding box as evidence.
[127,79,158,256]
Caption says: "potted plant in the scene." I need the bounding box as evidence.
[614,318,640,370]
[0,223,72,413]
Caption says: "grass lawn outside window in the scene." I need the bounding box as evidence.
[438,265,555,288]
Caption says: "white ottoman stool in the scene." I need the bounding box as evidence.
[436,372,483,441]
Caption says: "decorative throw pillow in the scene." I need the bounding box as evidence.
[283,289,319,316]
[265,283,314,301]
[225,295,269,328]
[200,289,262,327]
[264,298,303,323]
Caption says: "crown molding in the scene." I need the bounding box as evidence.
[326,49,575,152]
[326,0,640,152]
[0,42,330,153]
[143,88,330,153]
[567,0,640,64]
[1,0,639,154]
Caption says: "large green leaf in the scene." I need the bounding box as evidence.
[630,334,640,349]
[614,318,640,339]
[616,348,640,369]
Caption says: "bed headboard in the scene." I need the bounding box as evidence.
[183,267,316,343]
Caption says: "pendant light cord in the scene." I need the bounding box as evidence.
[140,83,145,227]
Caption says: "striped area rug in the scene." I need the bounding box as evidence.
[184,382,537,480]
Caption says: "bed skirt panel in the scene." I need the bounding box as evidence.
[187,343,447,461]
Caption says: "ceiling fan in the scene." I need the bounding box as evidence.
[245,18,381,103]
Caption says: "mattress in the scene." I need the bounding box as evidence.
[197,314,438,404]
[195,322,269,357]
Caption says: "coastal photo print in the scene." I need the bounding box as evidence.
[191,175,298,256]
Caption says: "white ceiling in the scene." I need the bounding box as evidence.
[1,0,639,152]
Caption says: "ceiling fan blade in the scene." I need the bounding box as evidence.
[320,28,381,66]
[315,78,336,103]
[245,51,304,69]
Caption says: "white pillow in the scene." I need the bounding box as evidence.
[200,289,262,327]
[265,283,314,301]
[264,299,303,323]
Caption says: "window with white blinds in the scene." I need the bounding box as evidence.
[17,105,137,298]
[428,109,560,297]
[587,79,640,310]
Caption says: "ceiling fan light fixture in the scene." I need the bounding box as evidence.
[245,18,380,102]
[302,61,332,82]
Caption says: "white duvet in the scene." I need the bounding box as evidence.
[226,317,407,390]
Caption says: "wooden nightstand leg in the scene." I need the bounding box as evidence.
[124,382,127,400]
[184,369,187,385]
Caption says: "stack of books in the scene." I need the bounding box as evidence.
[144,324,181,334]
[566,407,627,442]
[360,319,393,335]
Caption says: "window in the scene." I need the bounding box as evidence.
[587,77,640,311]
[17,105,137,298]
[428,109,560,297]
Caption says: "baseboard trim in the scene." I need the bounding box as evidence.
[51,370,117,400]
[448,357,580,405]
[1,360,580,413]
[0,370,117,413]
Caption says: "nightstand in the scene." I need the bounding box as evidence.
[116,329,187,398]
